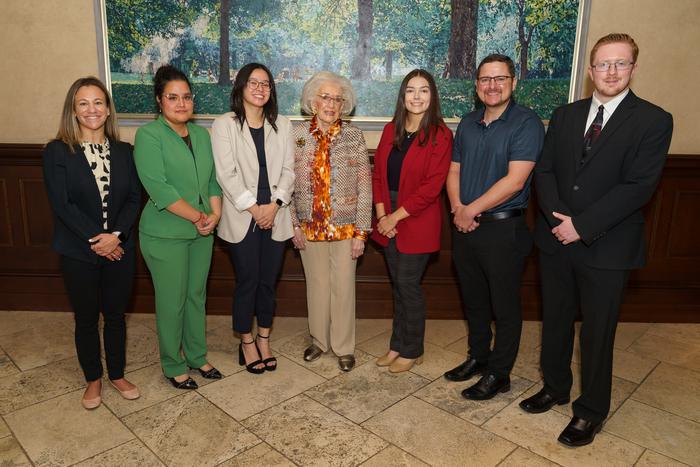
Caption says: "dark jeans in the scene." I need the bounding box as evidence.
[60,251,135,381]
[452,216,531,377]
[228,219,286,333]
[539,245,629,423]
[384,239,431,359]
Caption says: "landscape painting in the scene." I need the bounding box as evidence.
[102,0,584,120]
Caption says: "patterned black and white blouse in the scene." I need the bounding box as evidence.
[81,141,111,229]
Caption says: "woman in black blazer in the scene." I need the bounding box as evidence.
[43,77,141,409]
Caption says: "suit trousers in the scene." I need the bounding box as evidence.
[384,239,430,359]
[228,220,286,333]
[299,239,356,356]
[539,245,628,423]
[452,217,531,377]
[60,251,135,381]
[140,232,213,378]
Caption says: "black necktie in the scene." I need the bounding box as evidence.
[583,105,604,152]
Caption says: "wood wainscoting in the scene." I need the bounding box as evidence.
[1,143,698,321]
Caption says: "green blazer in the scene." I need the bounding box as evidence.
[134,115,222,239]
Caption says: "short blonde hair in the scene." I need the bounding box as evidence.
[56,77,120,152]
[590,33,639,65]
[300,71,357,117]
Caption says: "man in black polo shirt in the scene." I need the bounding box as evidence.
[444,54,544,400]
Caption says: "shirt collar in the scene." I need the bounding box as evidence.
[473,99,516,125]
[592,88,629,116]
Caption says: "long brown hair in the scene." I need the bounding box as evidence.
[55,77,120,152]
[391,69,444,149]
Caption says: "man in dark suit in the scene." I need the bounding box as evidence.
[520,33,673,446]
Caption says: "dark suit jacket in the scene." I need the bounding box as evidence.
[534,91,673,270]
[43,139,142,264]
[370,122,453,254]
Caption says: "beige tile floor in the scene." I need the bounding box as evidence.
[0,311,698,466]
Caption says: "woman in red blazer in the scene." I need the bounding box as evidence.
[371,69,452,373]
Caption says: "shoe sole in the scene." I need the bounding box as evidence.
[462,383,511,400]
[519,398,570,414]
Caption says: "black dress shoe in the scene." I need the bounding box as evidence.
[168,376,198,390]
[461,373,510,400]
[558,416,603,447]
[444,357,486,382]
[303,344,324,362]
[519,388,570,414]
[190,366,223,379]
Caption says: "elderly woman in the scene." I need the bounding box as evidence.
[43,77,141,408]
[291,71,372,372]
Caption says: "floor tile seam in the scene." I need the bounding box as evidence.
[627,391,700,426]
[630,448,648,467]
[633,328,700,354]
[0,383,92,417]
[633,448,692,467]
[112,389,185,420]
[0,413,35,466]
[66,437,157,467]
[211,438,267,467]
[490,444,521,467]
[0,345,21,374]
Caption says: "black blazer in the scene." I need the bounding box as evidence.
[534,91,673,270]
[42,139,142,264]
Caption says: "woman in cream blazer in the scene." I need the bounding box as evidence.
[211,63,294,374]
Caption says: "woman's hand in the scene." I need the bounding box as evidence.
[292,227,306,250]
[105,245,125,262]
[90,233,121,256]
[377,214,398,238]
[351,238,365,259]
[256,203,278,230]
[197,212,220,236]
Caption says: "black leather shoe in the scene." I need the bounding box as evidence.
[444,357,486,382]
[168,376,198,390]
[461,373,510,400]
[558,416,603,447]
[190,366,223,379]
[519,388,570,414]
[338,355,355,372]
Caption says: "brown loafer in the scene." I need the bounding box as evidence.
[303,344,324,362]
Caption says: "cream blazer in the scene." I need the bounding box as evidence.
[211,112,295,243]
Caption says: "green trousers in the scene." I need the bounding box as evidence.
[140,232,214,377]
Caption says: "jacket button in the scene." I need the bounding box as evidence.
[573,185,579,191]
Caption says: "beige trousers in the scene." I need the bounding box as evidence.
[299,239,356,356]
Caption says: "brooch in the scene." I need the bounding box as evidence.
[296,138,306,148]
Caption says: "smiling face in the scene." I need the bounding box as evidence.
[74,85,109,137]
[243,67,271,110]
[313,82,344,130]
[157,79,193,127]
[588,42,637,102]
[404,75,431,119]
[475,62,516,112]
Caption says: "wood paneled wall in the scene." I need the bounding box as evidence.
[1,144,698,322]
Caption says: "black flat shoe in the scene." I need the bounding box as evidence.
[520,388,570,414]
[168,376,198,390]
[461,373,510,400]
[558,416,603,447]
[256,334,277,371]
[190,366,223,379]
[239,340,265,374]
[444,357,486,382]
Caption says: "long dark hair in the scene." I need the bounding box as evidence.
[230,63,278,132]
[153,65,192,112]
[391,69,444,149]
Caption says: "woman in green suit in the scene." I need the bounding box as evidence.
[134,65,223,389]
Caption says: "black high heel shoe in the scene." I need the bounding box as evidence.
[239,340,265,374]
[256,334,277,371]
[168,376,198,390]
[189,365,223,379]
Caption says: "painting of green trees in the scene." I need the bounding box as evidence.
[105,0,581,119]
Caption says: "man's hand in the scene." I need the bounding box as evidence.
[453,205,480,233]
[551,211,581,244]
[90,233,121,256]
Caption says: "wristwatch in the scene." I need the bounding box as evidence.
[275,198,283,207]
[112,231,126,242]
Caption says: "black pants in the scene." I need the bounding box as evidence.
[228,219,286,333]
[539,246,628,423]
[60,251,135,381]
[452,217,531,377]
[384,239,431,359]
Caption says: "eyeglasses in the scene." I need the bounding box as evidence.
[477,76,513,86]
[591,61,635,72]
[318,94,345,106]
[247,79,271,91]
[163,93,194,104]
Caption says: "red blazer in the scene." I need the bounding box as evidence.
[371,122,452,253]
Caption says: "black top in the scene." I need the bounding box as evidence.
[387,131,416,191]
[249,126,271,203]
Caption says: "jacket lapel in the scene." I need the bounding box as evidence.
[590,91,637,156]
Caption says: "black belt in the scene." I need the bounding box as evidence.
[476,209,524,223]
